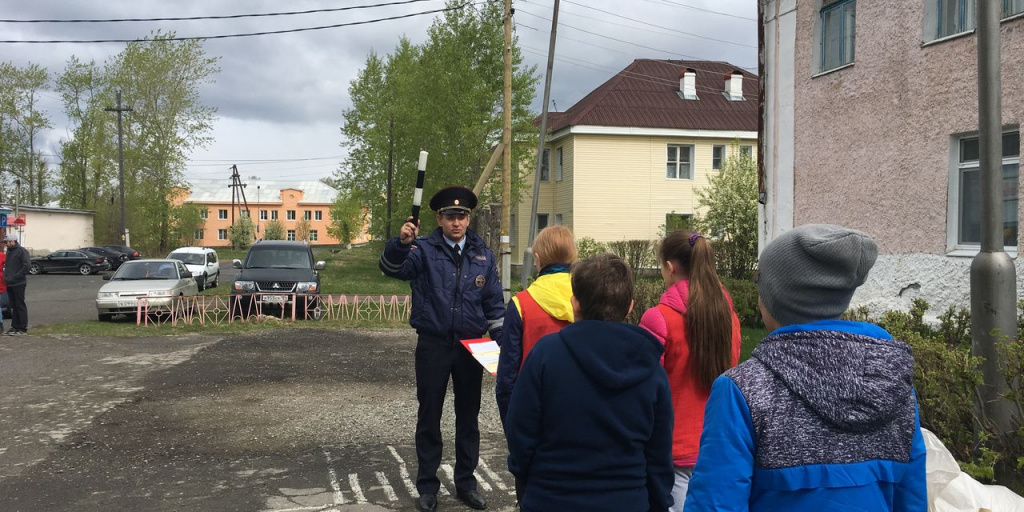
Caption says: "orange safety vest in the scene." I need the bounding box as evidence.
[516,289,571,368]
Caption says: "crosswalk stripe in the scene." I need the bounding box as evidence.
[375,471,399,502]
[348,473,367,503]
[477,458,508,492]
[322,448,346,505]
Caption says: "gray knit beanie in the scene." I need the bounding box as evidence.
[757,224,878,326]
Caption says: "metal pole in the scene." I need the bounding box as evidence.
[521,0,559,288]
[501,0,514,301]
[387,115,394,240]
[971,0,1016,473]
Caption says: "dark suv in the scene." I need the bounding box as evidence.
[230,241,325,319]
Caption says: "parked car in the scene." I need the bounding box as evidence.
[230,241,325,319]
[80,246,129,270]
[102,245,143,263]
[95,259,200,321]
[167,247,220,291]
[30,249,112,275]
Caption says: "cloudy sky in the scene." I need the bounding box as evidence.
[4,0,757,184]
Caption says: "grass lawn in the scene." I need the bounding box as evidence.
[314,245,411,295]
[741,326,769,361]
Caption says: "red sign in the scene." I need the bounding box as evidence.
[10,215,25,226]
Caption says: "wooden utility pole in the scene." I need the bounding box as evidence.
[500,0,514,300]
[105,90,132,244]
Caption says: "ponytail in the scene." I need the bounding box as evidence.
[659,230,734,391]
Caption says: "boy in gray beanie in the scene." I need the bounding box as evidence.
[684,224,927,511]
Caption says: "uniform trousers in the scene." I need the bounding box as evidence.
[414,335,483,495]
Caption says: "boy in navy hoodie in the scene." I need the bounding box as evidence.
[505,253,674,512]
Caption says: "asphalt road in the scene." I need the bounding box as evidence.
[0,327,517,511]
[21,263,240,327]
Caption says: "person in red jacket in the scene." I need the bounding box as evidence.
[0,248,7,332]
[639,230,741,511]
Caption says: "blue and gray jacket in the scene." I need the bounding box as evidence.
[379,228,504,342]
[684,320,928,511]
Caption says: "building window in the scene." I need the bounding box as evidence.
[200,208,208,219]
[309,230,318,242]
[712,145,725,170]
[555,147,563,181]
[509,214,516,246]
[666,144,694,180]
[217,229,228,240]
[259,210,268,220]
[271,210,279,220]
[315,210,323,221]
[287,210,296,221]
[536,213,549,233]
[935,0,975,40]
[287,229,296,241]
[218,209,228,220]
[304,210,312,221]
[195,229,204,240]
[555,213,563,225]
[540,149,550,182]
[740,145,753,159]
[820,0,855,71]
[1008,0,1024,17]
[950,131,1019,250]
[666,213,694,233]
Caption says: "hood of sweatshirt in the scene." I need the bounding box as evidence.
[752,328,914,432]
[525,272,574,322]
[559,320,664,391]
[657,278,690,315]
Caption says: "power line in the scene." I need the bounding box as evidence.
[0,0,438,23]
[559,0,756,49]
[0,3,472,44]
[636,0,758,22]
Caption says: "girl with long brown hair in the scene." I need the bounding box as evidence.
[639,230,741,512]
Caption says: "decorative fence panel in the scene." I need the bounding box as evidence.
[130,294,412,326]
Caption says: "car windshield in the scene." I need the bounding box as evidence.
[168,252,205,265]
[112,261,179,280]
[245,249,311,269]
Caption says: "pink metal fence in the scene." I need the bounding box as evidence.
[130,294,412,326]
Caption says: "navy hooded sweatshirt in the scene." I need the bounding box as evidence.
[505,320,675,512]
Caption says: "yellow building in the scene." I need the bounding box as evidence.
[509,59,758,264]
[174,179,369,247]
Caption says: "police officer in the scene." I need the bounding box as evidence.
[379,186,504,512]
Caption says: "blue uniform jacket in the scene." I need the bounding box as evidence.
[684,320,928,512]
[379,228,504,342]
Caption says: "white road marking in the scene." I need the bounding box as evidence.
[347,473,367,503]
[386,445,418,497]
[477,458,506,491]
[321,448,345,505]
[375,471,398,502]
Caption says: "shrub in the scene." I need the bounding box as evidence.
[627,278,664,325]
[607,239,657,272]
[721,277,761,328]
[575,236,607,260]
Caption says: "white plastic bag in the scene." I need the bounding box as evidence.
[924,428,1024,512]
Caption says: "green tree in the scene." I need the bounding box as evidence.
[695,147,758,279]
[327,193,365,247]
[55,56,113,212]
[169,203,205,247]
[335,0,538,240]
[263,219,285,241]
[228,216,255,250]
[0,62,51,203]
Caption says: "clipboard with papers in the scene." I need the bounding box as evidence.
[460,338,500,376]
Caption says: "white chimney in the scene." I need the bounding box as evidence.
[679,68,697,100]
[725,71,744,101]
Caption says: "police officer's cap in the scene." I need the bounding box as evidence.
[430,186,477,215]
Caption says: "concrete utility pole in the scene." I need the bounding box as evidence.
[500,0,513,301]
[387,115,395,240]
[971,0,1017,477]
[105,90,132,244]
[521,0,560,287]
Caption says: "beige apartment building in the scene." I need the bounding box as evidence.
[508,59,758,264]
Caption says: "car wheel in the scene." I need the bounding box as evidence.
[209,274,218,288]
[198,274,207,292]
[29,263,41,275]
[79,264,93,275]
[98,313,113,322]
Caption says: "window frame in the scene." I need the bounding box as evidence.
[540,149,551,182]
[271,210,279,220]
[536,213,549,234]
[259,210,268,221]
[665,213,694,233]
[309,230,319,242]
[666,144,694,180]
[217,228,228,240]
[195,229,204,240]
[218,209,228,220]
[287,210,296,221]
[287,229,296,241]
[200,209,208,219]
[947,130,1019,255]
[712,145,725,170]
[314,210,323,221]
[304,210,312,221]
[555,147,563,181]
[820,0,856,72]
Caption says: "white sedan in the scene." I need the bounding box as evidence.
[95,259,200,321]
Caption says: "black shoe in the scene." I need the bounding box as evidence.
[417,493,437,512]
[456,489,487,510]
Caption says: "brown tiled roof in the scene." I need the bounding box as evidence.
[546,59,758,133]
